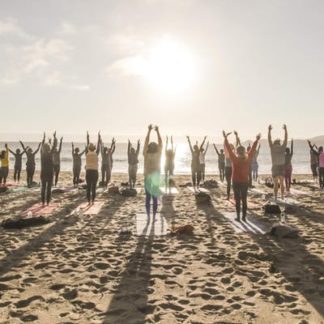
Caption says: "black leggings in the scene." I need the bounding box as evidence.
[225,166,232,198]
[0,167,9,184]
[53,164,60,186]
[14,165,22,182]
[191,168,201,187]
[319,167,324,189]
[27,165,35,187]
[219,164,225,182]
[41,173,53,205]
[233,182,248,219]
[86,170,98,202]
[73,166,81,186]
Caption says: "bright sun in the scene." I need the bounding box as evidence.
[142,37,196,94]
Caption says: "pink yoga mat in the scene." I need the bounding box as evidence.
[21,202,60,218]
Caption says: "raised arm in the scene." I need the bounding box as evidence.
[187,136,193,153]
[58,137,63,153]
[268,125,273,147]
[53,131,58,149]
[233,131,241,148]
[143,125,152,155]
[308,140,318,155]
[291,139,294,156]
[127,140,131,156]
[213,144,220,156]
[156,126,162,151]
[9,148,16,156]
[223,131,236,162]
[200,136,207,151]
[96,132,101,155]
[136,140,140,156]
[283,124,288,147]
[33,142,41,155]
[72,142,74,156]
[204,142,209,155]
[111,138,116,154]
[80,147,86,156]
[248,134,261,160]
[165,136,168,154]
[86,131,90,147]
[20,140,27,152]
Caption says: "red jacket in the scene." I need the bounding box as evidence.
[224,139,258,183]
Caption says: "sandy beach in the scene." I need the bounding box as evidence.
[0,171,323,324]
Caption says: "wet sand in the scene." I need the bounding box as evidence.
[0,171,323,323]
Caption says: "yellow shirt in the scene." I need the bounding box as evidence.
[1,148,9,168]
[86,151,98,170]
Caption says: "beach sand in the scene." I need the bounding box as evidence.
[0,171,323,323]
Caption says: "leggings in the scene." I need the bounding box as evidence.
[219,164,225,182]
[101,164,111,185]
[225,166,232,199]
[128,164,138,188]
[200,164,206,182]
[73,166,81,186]
[191,168,201,187]
[285,164,293,191]
[53,164,60,186]
[14,165,22,182]
[233,182,248,219]
[86,170,98,203]
[144,175,160,217]
[27,165,35,187]
[41,173,53,205]
[319,167,324,189]
[0,167,9,184]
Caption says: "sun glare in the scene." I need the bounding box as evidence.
[142,37,196,94]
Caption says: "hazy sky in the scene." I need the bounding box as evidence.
[1,0,323,140]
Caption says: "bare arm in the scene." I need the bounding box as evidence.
[72,143,74,156]
[128,140,131,156]
[143,126,152,155]
[9,148,16,156]
[283,124,288,147]
[156,127,162,151]
[187,136,193,153]
[111,138,116,154]
[20,141,27,152]
[204,142,209,155]
[96,132,101,155]
[33,142,41,155]
[58,137,63,153]
[291,139,294,156]
[213,144,220,156]
[165,136,168,154]
[268,125,273,147]
[200,136,207,151]
[136,140,140,156]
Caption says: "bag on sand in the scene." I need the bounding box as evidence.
[263,203,281,215]
[202,179,218,189]
[108,186,119,194]
[2,216,51,229]
[119,187,137,197]
[195,191,211,204]
[269,223,298,239]
[170,224,194,236]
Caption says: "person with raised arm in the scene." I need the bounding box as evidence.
[308,140,324,189]
[251,144,261,182]
[72,143,86,187]
[164,136,176,191]
[213,144,225,182]
[223,131,236,200]
[268,124,288,200]
[309,142,319,183]
[85,132,101,204]
[143,125,163,218]
[284,139,294,193]
[224,130,261,222]
[187,135,207,191]
[9,145,27,183]
[52,132,63,187]
[199,141,209,184]
[20,140,41,187]
[0,144,9,185]
[100,137,116,186]
[40,133,55,205]
[128,139,140,188]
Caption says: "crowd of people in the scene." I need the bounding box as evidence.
[0,125,323,222]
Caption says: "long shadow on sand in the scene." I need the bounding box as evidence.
[102,215,154,324]
[0,193,123,278]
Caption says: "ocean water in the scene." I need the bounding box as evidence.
[0,140,315,175]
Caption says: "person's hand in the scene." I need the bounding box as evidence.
[283,124,287,130]
[43,132,46,139]
[223,130,227,139]
[268,124,272,131]
[148,124,153,131]
[5,143,8,148]
[154,125,159,131]
[60,137,63,142]
[256,133,261,141]
[53,131,56,137]
[234,130,238,136]
[186,136,189,140]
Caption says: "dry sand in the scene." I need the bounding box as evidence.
[0,171,323,323]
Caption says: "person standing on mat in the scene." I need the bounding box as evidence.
[164,136,176,191]
[52,132,63,187]
[268,124,288,200]
[187,135,207,191]
[213,145,225,182]
[143,125,163,218]
[309,143,319,183]
[224,130,261,222]
[9,146,27,183]
[308,140,324,189]
[251,144,261,182]
[86,132,101,204]
[72,143,86,187]
[284,139,294,193]
[40,133,55,206]
[128,139,140,189]
[20,141,41,187]
[199,141,209,184]
[100,138,116,187]
[0,144,9,185]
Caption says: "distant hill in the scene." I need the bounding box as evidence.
[310,135,324,143]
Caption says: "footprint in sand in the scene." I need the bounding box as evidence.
[15,295,44,308]
[62,288,78,300]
